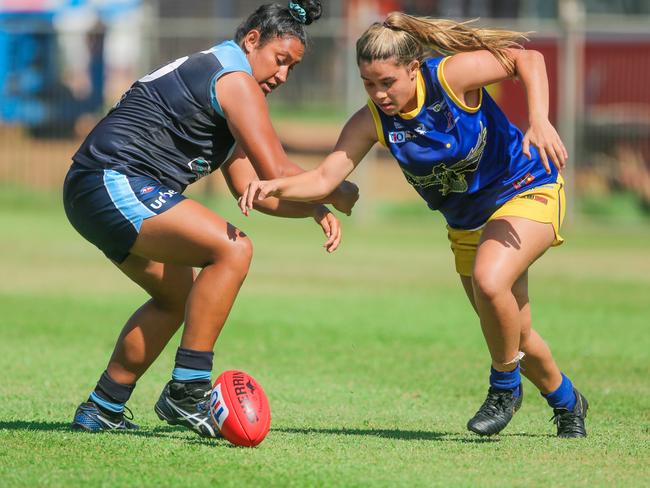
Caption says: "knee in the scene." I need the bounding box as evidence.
[209,234,253,275]
[472,268,508,301]
[229,235,253,273]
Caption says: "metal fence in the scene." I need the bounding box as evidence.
[1,0,649,216]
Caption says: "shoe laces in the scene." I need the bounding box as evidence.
[123,405,135,421]
[550,409,583,434]
[479,388,512,415]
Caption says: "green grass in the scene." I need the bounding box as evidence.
[1,186,649,487]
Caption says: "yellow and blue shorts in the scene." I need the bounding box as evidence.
[448,176,566,277]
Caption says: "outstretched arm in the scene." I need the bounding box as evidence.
[218,72,360,211]
[443,49,567,173]
[221,147,342,252]
[239,105,377,214]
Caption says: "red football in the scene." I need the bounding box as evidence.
[209,370,271,447]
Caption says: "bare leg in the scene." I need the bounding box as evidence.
[471,217,554,372]
[511,273,562,394]
[106,256,194,385]
[129,199,252,350]
[106,199,252,384]
[460,272,562,394]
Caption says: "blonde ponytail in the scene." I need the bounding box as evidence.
[356,12,528,76]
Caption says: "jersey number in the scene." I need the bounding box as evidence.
[139,56,189,83]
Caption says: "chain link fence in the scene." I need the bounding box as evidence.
[1,0,649,216]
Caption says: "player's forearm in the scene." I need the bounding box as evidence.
[273,169,337,202]
[252,197,321,218]
[516,50,550,123]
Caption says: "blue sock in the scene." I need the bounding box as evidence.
[172,347,213,382]
[542,373,577,411]
[90,391,125,413]
[172,367,211,382]
[490,365,522,397]
[89,370,134,413]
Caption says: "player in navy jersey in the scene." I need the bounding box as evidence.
[240,13,588,438]
[65,1,360,436]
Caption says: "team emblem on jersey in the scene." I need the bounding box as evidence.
[187,157,212,181]
[414,123,427,135]
[427,98,447,113]
[401,122,487,195]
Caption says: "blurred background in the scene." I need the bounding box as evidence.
[0,0,649,221]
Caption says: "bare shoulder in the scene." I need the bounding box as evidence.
[215,71,265,116]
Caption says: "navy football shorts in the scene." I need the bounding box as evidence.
[63,162,186,263]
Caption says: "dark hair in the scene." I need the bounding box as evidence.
[234,1,322,47]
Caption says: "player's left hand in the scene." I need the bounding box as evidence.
[331,180,359,216]
[313,205,341,253]
[239,179,280,216]
[523,118,568,174]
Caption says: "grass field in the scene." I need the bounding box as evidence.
[1,185,649,487]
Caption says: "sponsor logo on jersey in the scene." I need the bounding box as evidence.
[140,186,156,195]
[513,173,536,190]
[389,128,422,144]
[210,383,230,429]
[149,189,178,210]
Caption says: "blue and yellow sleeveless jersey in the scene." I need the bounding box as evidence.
[367,56,558,229]
[73,40,251,193]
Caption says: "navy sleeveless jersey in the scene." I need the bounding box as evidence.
[73,41,252,193]
[368,56,558,229]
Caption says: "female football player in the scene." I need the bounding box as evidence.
[240,13,588,438]
[64,0,359,436]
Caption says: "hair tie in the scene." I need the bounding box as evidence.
[288,1,308,24]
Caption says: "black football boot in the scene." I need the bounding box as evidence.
[467,384,523,436]
[551,388,588,438]
[154,380,219,438]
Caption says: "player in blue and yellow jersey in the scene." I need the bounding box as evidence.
[64,0,359,436]
[240,12,588,438]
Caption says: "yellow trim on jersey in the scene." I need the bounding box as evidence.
[366,100,387,148]
[437,56,482,113]
[399,70,426,120]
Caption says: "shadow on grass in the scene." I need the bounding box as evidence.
[2,421,518,445]
[501,432,554,439]
[0,420,72,432]
[0,420,225,443]
[275,427,498,443]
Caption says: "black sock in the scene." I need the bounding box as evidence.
[172,347,213,383]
